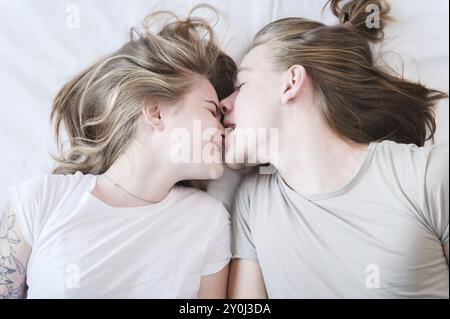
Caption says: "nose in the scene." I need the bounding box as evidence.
[219,91,236,115]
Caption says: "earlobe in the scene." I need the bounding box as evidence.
[143,105,164,130]
[281,65,306,104]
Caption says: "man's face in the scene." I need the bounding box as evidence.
[221,45,283,168]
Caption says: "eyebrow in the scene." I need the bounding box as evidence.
[205,100,219,114]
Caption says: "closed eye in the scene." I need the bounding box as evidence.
[204,100,219,118]
[234,83,245,91]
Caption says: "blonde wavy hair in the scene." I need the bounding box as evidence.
[51,6,236,175]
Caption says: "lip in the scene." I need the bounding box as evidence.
[223,121,235,128]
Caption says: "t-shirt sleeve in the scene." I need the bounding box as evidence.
[231,177,258,262]
[422,145,449,245]
[201,203,231,275]
[6,173,81,247]
[7,175,46,246]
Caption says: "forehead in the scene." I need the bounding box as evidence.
[188,74,218,102]
[239,45,270,73]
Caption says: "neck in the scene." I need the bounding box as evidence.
[96,144,178,207]
[274,109,370,194]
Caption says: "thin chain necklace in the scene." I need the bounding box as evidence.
[102,174,156,205]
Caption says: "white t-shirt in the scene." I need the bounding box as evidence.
[8,172,231,299]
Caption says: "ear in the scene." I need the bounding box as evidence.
[281,65,306,104]
[142,104,164,131]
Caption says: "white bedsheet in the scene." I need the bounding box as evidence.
[0,0,448,209]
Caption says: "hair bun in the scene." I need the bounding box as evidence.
[327,0,391,42]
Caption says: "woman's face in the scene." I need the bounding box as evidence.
[157,74,225,180]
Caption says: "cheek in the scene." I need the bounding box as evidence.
[202,113,219,129]
[170,111,218,143]
[167,109,201,131]
[235,88,277,127]
[247,78,276,105]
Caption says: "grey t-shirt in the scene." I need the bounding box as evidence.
[232,141,449,298]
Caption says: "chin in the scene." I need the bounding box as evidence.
[207,163,224,179]
[225,162,248,171]
[224,148,246,169]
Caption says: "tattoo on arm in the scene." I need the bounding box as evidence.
[0,201,28,299]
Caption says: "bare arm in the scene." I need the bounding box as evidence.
[0,200,31,299]
[197,265,229,299]
[228,259,267,299]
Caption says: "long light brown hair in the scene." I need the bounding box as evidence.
[252,0,447,146]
